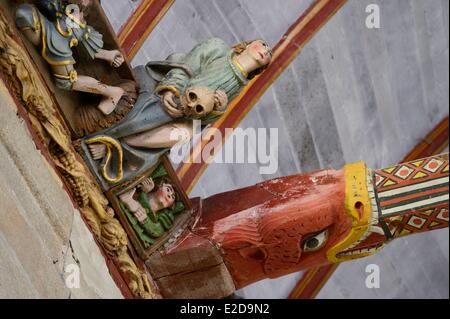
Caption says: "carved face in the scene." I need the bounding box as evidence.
[245,40,272,67]
[180,87,216,118]
[154,183,176,210]
[201,169,355,288]
[37,0,64,20]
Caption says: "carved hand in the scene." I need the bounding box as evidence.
[134,207,148,224]
[119,188,141,212]
[161,91,183,118]
[140,178,155,193]
[214,90,228,111]
[109,50,125,68]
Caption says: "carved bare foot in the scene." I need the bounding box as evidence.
[98,86,125,115]
[88,143,106,160]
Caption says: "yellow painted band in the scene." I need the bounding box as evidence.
[85,136,124,184]
[70,38,78,48]
[155,85,180,97]
[326,161,372,263]
[32,9,40,32]
[56,19,72,37]
[232,57,248,79]
[54,70,78,83]
[65,8,86,29]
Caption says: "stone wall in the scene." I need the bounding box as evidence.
[0,81,122,299]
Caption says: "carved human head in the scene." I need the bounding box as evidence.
[154,182,176,210]
[37,0,64,21]
[233,39,272,79]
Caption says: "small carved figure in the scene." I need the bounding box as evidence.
[81,37,272,188]
[15,0,125,115]
[118,177,184,247]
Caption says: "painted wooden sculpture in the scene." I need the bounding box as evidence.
[15,0,126,115]
[146,154,449,298]
[78,37,272,190]
[8,1,447,300]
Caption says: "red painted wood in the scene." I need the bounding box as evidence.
[170,169,348,289]
[118,0,174,58]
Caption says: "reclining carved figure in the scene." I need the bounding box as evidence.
[79,37,273,189]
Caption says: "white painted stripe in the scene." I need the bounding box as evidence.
[378,177,449,198]
[381,194,449,216]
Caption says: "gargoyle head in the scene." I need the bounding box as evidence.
[199,156,449,289]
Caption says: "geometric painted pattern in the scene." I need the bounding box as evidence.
[394,165,414,179]
[374,173,386,187]
[385,207,449,238]
[423,158,445,173]
[374,154,449,218]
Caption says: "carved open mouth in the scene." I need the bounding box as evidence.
[337,243,384,258]
[335,223,388,259]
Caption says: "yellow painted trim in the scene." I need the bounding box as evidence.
[85,136,124,184]
[54,69,78,83]
[118,0,155,43]
[70,38,78,48]
[32,9,40,32]
[326,161,372,263]
[65,7,86,29]
[120,0,175,59]
[232,57,248,79]
[56,19,72,37]
[155,85,180,97]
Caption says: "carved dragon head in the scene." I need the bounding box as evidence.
[197,155,449,289]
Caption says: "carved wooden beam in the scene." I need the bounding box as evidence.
[176,0,348,193]
[288,116,449,299]
[118,0,174,59]
[150,154,448,298]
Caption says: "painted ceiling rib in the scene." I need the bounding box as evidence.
[118,0,175,59]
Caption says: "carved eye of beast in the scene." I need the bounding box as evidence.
[302,229,328,252]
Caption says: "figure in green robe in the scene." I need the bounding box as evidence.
[118,169,185,248]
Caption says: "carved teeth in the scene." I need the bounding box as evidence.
[337,244,384,257]
[345,230,372,249]
[369,225,385,235]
